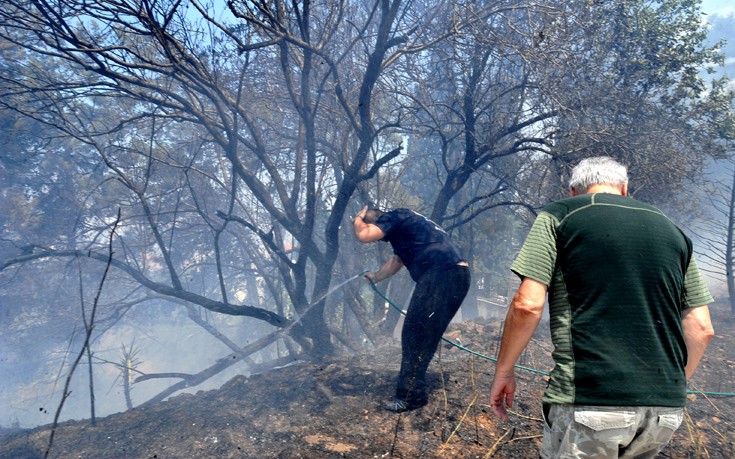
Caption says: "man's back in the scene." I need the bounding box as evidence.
[376,208,463,281]
[513,193,705,406]
[490,157,714,458]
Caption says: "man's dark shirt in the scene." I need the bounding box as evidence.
[512,193,713,406]
[375,208,464,282]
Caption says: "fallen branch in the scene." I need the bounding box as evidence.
[135,373,194,382]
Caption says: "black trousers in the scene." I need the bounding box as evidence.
[395,264,471,403]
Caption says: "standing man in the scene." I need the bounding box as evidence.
[490,157,715,458]
[354,205,471,412]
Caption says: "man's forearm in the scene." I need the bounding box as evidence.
[495,279,546,375]
[682,305,715,379]
[496,303,542,375]
[373,256,403,282]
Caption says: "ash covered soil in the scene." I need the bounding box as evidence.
[2,306,735,459]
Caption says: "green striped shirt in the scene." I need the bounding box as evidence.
[512,193,713,407]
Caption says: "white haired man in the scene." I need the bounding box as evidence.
[490,156,715,458]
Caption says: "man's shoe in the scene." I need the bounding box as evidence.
[383,398,426,413]
[383,398,409,412]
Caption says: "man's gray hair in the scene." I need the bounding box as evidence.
[569,156,628,192]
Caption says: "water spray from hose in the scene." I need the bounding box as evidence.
[289,272,368,325]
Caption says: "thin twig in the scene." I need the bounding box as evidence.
[508,434,544,443]
[470,355,480,444]
[708,425,728,444]
[44,209,120,459]
[389,414,402,457]
[689,382,722,413]
[78,261,96,425]
[479,404,544,422]
[445,393,479,444]
[438,345,449,411]
[506,410,543,422]
[484,427,514,458]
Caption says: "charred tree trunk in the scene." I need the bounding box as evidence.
[727,167,735,314]
[86,348,96,425]
[123,359,133,411]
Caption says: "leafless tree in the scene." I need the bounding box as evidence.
[0,1,731,417]
[0,0,447,363]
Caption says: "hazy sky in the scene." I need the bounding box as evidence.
[701,0,735,76]
[701,0,735,17]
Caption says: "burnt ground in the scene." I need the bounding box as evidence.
[1,305,735,459]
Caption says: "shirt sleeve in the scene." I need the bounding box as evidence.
[511,211,559,286]
[682,256,714,308]
[375,212,397,241]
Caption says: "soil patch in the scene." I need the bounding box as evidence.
[2,310,734,458]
